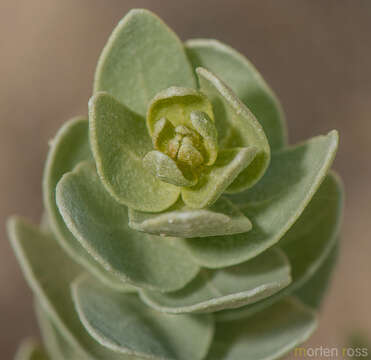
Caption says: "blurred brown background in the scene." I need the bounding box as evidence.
[1,0,370,359]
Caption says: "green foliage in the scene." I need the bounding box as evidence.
[9,8,343,360]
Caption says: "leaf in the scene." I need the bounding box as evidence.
[94,9,196,116]
[139,248,291,314]
[89,92,180,212]
[143,150,197,187]
[35,302,87,360]
[129,196,252,238]
[56,161,199,292]
[205,297,317,360]
[7,217,134,360]
[146,86,214,138]
[280,173,342,294]
[294,241,339,309]
[190,110,218,165]
[72,274,214,360]
[215,172,342,321]
[196,67,271,192]
[15,338,49,360]
[185,39,287,150]
[183,131,338,268]
[181,147,258,208]
[43,117,125,290]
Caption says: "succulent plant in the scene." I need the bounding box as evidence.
[9,9,343,360]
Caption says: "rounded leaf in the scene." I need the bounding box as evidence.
[196,67,271,192]
[7,218,132,359]
[139,248,291,314]
[56,161,199,292]
[89,92,180,212]
[143,150,197,187]
[181,147,258,208]
[183,131,338,268]
[206,297,317,360]
[72,274,214,360]
[147,86,214,137]
[215,172,342,321]
[94,9,196,115]
[43,117,123,289]
[129,196,252,238]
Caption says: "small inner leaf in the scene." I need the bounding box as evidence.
[185,39,287,150]
[143,150,197,187]
[128,196,252,238]
[182,147,258,209]
[152,117,177,154]
[147,86,214,136]
[190,111,218,165]
[196,67,270,192]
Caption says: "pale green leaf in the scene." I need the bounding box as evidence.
[183,131,338,268]
[43,117,124,290]
[196,67,270,192]
[294,241,339,309]
[89,92,180,212]
[129,196,251,238]
[7,218,132,360]
[35,301,86,360]
[143,150,197,187]
[94,9,196,115]
[205,297,317,360]
[72,274,214,360]
[215,172,342,321]
[146,86,214,137]
[139,248,291,314]
[190,110,218,165]
[15,338,49,360]
[56,161,199,292]
[186,39,287,151]
[182,147,258,208]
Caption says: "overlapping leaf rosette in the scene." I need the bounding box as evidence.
[9,9,343,360]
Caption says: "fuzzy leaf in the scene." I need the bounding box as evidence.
[56,161,199,292]
[43,117,124,290]
[7,218,132,360]
[94,9,196,115]
[190,110,218,165]
[72,274,214,360]
[129,196,252,238]
[182,147,258,208]
[15,339,49,360]
[186,39,287,150]
[196,67,270,192]
[143,150,197,187]
[89,92,180,212]
[146,87,214,138]
[215,172,342,321]
[183,131,338,268]
[294,242,339,309]
[139,248,291,314]
[35,302,87,360]
[206,297,317,360]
